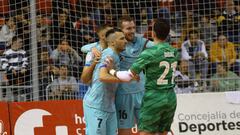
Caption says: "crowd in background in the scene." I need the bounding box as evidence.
[0,0,239,101]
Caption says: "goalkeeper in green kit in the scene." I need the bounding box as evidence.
[107,18,179,135]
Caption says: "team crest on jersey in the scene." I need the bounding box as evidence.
[85,53,93,62]
[164,52,174,57]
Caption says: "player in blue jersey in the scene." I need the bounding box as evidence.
[80,24,112,84]
[115,16,154,135]
[80,16,154,135]
[108,19,179,135]
[83,28,128,135]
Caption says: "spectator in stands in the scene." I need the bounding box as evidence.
[0,36,29,98]
[136,8,148,34]
[1,36,29,85]
[48,64,78,100]
[143,20,153,41]
[38,48,59,100]
[0,17,16,100]
[14,12,30,51]
[0,17,16,54]
[199,15,217,49]
[51,39,82,66]
[181,30,208,82]
[174,0,199,26]
[222,0,238,21]
[94,0,116,26]
[10,0,29,16]
[75,13,97,47]
[14,13,29,36]
[198,0,218,15]
[51,39,82,78]
[211,62,240,91]
[175,60,196,94]
[52,0,71,20]
[217,0,240,43]
[51,11,76,48]
[235,1,240,18]
[176,13,198,48]
[36,14,51,42]
[210,33,239,75]
[76,0,94,17]
[37,33,52,55]
[232,1,240,43]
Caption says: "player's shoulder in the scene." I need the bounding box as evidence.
[161,43,178,52]
[134,34,148,43]
[88,42,99,46]
[139,46,157,58]
[165,45,179,58]
[102,48,118,59]
[102,48,113,54]
[157,43,179,58]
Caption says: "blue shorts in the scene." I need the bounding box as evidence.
[115,91,144,129]
[83,103,117,135]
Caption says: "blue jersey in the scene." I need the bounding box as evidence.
[81,42,99,53]
[84,42,103,66]
[117,35,154,94]
[83,48,120,112]
[84,42,102,93]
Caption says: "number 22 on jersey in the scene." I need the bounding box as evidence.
[157,61,177,85]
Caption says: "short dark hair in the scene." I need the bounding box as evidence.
[96,24,112,34]
[105,28,122,38]
[153,18,170,40]
[12,36,22,43]
[118,15,134,28]
[217,32,227,38]
[56,64,69,69]
[188,30,199,37]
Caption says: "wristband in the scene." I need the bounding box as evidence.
[116,71,133,81]
[99,64,107,68]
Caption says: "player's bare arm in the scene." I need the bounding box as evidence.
[81,55,101,84]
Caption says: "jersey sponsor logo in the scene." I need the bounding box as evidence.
[85,53,93,63]
[164,52,175,58]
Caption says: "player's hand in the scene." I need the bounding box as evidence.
[104,56,114,70]
[67,46,74,53]
[12,69,17,76]
[20,68,27,74]
[93,55,101,64]
[194,52,205,59]
[91,47,101,57]
[64,85,72,92]
[51,66,59,75]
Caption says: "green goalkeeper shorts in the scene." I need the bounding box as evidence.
[138,90,177,133]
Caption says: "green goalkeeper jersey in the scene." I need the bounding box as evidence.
[130,42,179,92]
